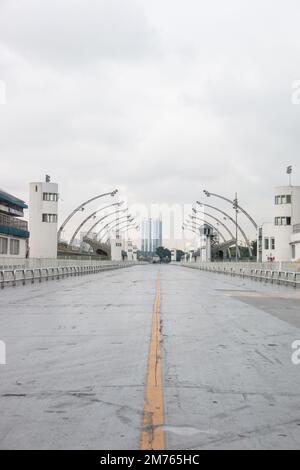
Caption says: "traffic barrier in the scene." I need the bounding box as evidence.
[179,263,300,288]
[0,262,140,289]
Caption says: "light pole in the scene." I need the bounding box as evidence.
[69,201,124,246]
[196,201,252,257]
[203,190,257,230]
[57,189,118,241]
[233,193,239,262]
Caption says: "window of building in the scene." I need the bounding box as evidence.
[275,194,292,205]
[10,239,20,255]
[271,238,275,250]
[264,238,269,250]
[116,242,122,247]
[292,245,296,259]
[275,217,292,226]
[0,237,8,254]
[43,193,58,202]
[42,214,58,223]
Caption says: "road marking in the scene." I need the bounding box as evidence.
[140,271,165,450]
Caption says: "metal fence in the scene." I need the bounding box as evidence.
[179,262,300,288]
[0,262,140,289]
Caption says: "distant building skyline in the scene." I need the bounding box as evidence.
[141,218,162,254]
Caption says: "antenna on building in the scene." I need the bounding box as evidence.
[287,165,292,186]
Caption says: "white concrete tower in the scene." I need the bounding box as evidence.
[29,177,59,259]
[273,185,300,261]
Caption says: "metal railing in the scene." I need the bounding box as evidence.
[0,262,139,289]
[0,213,28,231]
[179,263,300,288]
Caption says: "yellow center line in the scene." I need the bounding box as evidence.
[140,271,165,450]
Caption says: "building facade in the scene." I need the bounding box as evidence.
[258,185,300,262]
[0,189,29,259]
[29,179,59,258]
[141,218,162,254]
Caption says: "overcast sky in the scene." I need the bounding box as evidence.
[1,0,300,240]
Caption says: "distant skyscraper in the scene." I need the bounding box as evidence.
[141,218,162,254]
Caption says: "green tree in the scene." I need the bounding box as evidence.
[156,246,171,263]
[176,249,185,262]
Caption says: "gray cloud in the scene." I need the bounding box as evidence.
[1,0,300,240]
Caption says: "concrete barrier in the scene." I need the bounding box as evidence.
[175,262,300,288]
[0,261,142,289]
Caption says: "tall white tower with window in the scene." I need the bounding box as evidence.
[29,177,59,259]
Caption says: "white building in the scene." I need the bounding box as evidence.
[0,189,29,259]
[29,178,59,259]
[258,185,300,262]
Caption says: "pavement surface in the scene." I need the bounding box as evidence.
[0,264,300,449]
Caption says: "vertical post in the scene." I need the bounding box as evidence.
[233,192,239,263]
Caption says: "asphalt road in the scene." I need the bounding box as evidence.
[0,264,300,449]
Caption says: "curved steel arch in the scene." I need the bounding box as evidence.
[69,201,124,246]
[105,223,139,242]
[58,189,118,241]
[97,214,131,239]
[86,207,128,237]
[85,207,127,239]
[196,201,252,257]
[185,217,226,243]
[103,219,135,242]
[203,190,257,230]
[188,216,240,258]
[191,209,235,240]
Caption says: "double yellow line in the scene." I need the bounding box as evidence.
[140,271,165,450]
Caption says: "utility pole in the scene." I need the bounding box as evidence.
[233,193,239,262]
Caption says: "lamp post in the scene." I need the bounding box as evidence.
[57,189,118,241]
[69,201,124,246]
[233,193,239,262]
[196,201,252,257]
[203,190,257,230]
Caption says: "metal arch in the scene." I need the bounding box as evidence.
[197,201,252,257]
[185,218,226,243]
[203,190,258,230]
[104,223,139,242]
[69,202,124,246]
[182,225,198,236]
[188,216,240,258]
[97,214,132,239]
[191,209,235,240]
[57,189,118,241]
[183,222,234,259]
[85,208,128,239]
[102,219,135,242]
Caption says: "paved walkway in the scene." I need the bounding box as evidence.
[0,264,300,449]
